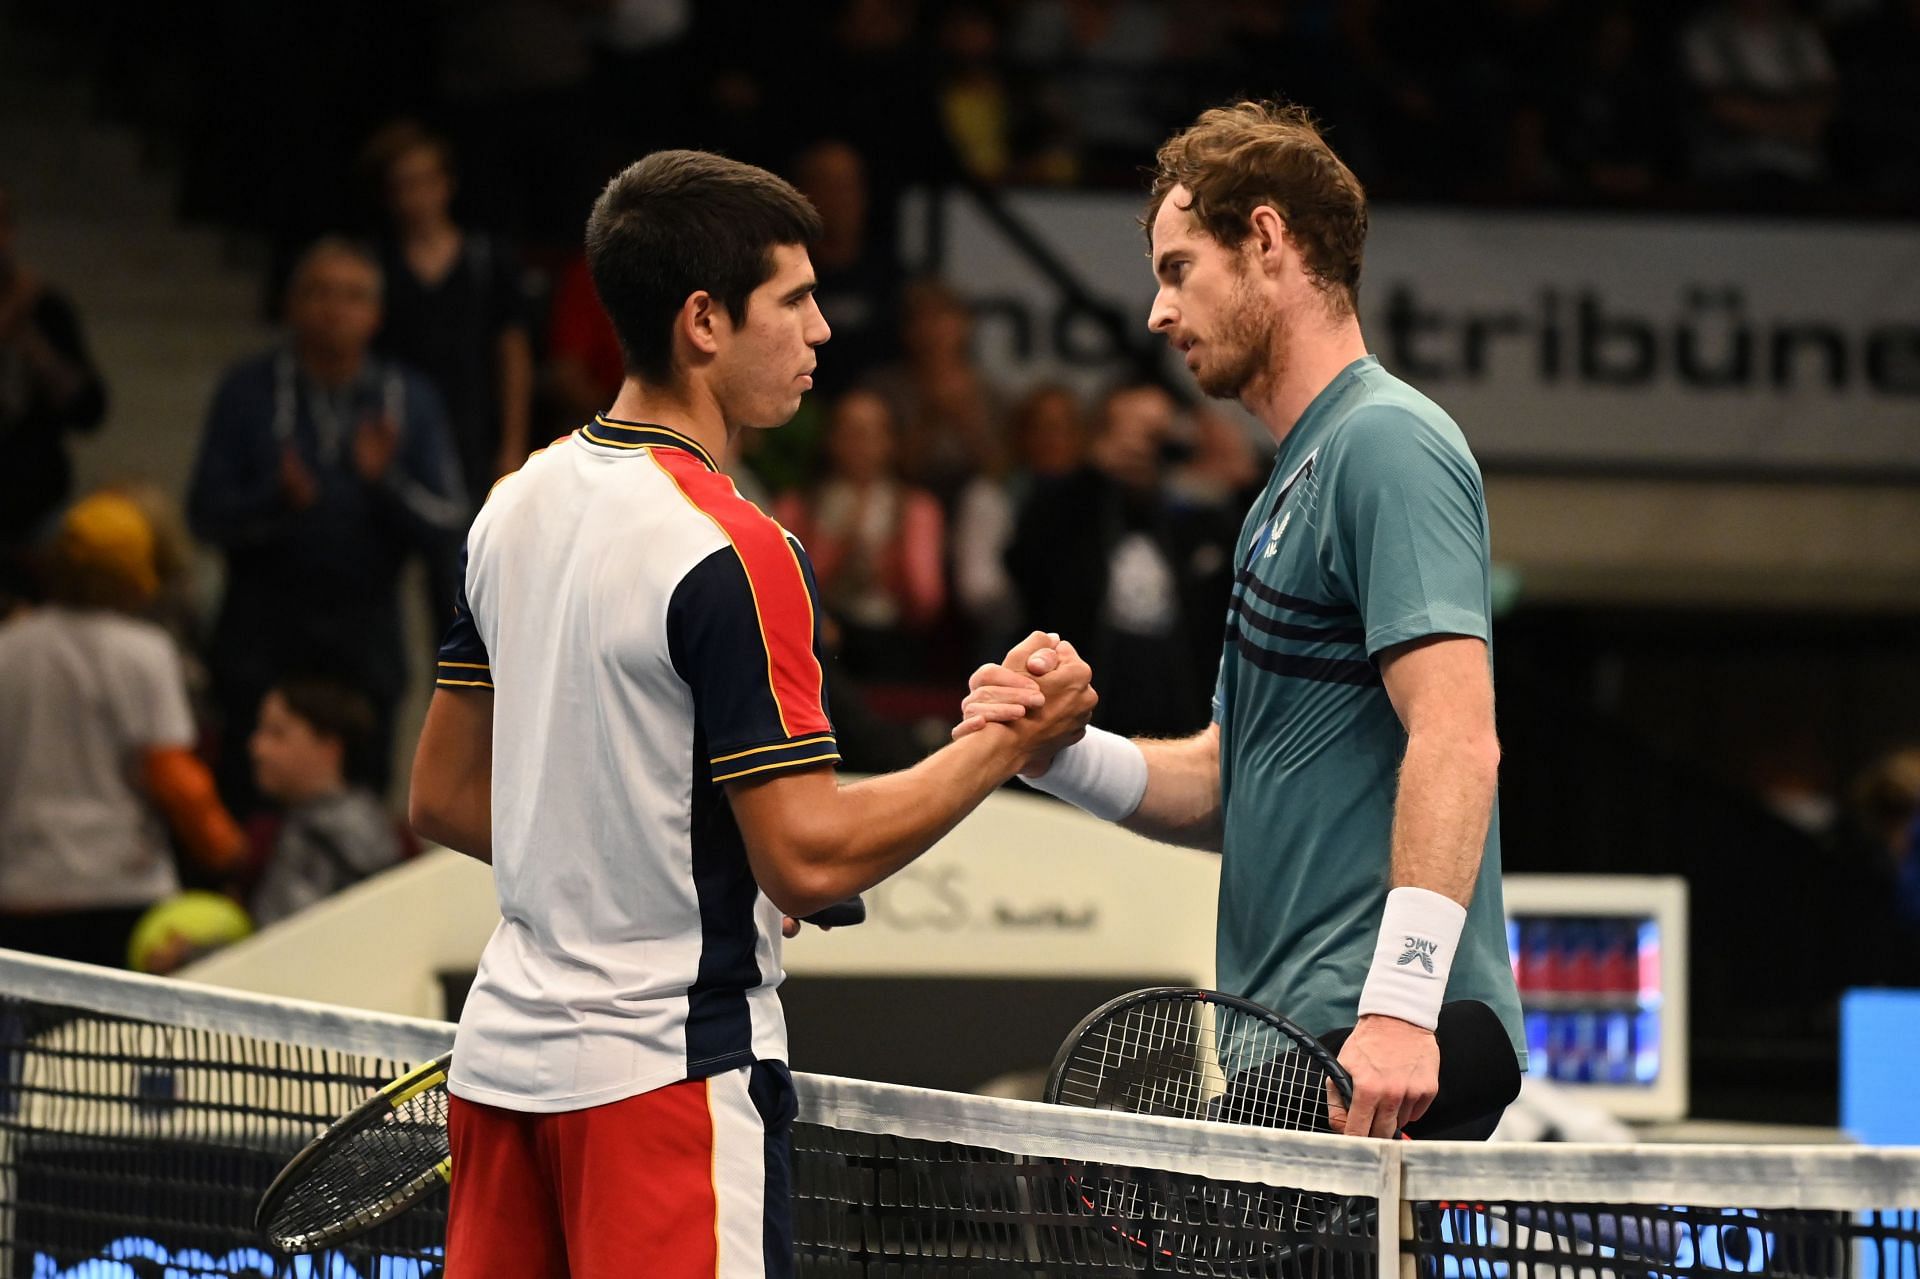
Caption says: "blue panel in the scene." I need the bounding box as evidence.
[1841,988,1920,1145]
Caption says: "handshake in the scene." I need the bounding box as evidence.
[951,630,1097,779]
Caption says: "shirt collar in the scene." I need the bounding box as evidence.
[578,415,720,472]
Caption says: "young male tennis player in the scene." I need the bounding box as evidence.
[408,150,1096,1278]
[959,102,1526,1142]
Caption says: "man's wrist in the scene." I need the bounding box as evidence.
[1356,886,1466,1031]
[1022,726,1147,822]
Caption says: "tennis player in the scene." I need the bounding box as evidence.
[960,102,1526,1141]
[408,150,1095,1278]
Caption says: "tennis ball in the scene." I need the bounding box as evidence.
[128,891,254,974]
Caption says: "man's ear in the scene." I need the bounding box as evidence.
[1246,204,1291,277]
[681,290,723,358]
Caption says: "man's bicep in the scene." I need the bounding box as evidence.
[1377,635,1494,738]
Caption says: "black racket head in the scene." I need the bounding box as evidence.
[1042,988,1368,1276]
[256,1052,454,1253]
[1044,986,1353,1125]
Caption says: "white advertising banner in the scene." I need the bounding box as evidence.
[906,191,1920,476]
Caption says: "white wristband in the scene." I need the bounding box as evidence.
[1356,886,1467,1031]
[1022,726,1148,822]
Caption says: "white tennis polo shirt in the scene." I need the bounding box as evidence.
[437,416,840,1112]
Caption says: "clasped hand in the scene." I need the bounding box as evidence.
[951,631,1093,778]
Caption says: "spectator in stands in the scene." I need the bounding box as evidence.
[1680,0,1837,191]
[864,278,1008,503]
[0,183,108,576]
[1830,0,1920,202]
[0,493,245,968]
[544,252,624,426]
[247,675,405,927]
[952,384,1086,657]
[937,2,1015,182]
[1010,0,1175,184]
[776,389,945,681]
[1561,2,1677,200]
[188,237,465,812]
[793,139,900,392]
[1008,381,1218,740]
[364,121,534,509]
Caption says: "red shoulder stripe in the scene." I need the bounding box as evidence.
[650,450,830,739]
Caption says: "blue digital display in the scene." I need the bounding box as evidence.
[29,1240,441,1279]
[1841,988,1920,1146]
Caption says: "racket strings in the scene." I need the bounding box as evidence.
[1050,993,1356,1265]
[263,1072,452,1250]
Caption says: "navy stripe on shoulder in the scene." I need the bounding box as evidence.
[1234,568,1360,621]
[1227,621,1381,687]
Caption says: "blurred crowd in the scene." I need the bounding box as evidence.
[6,0,1920,970]
[51,0,1920,251]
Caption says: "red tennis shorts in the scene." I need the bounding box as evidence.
[442,1060,795,1278]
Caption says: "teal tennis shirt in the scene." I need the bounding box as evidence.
[1213,355,1526,1066]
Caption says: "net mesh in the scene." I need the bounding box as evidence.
[2,949,1917,1279]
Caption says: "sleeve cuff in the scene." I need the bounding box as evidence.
[709,734,840,783]
[1364,606,1491,658]
[435,659,494,689]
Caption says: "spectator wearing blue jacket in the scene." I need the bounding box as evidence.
[188,237,465,811]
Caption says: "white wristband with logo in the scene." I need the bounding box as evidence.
[1022,726,1148,823]
[1356,886,1467,1031]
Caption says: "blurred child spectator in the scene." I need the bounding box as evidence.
[951,384,1086,655]
[544,253,625,426]
[864,278,1007,503]
[776,389,944,681]
[1008,382,1219,739]
[0,493,244,968]
[364,121,535,508]
[247,675,405,928]
[0,183,108,571]
[1681,0,1836,191]
[188,237,465,811]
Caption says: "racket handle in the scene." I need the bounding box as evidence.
[800,896,866,928]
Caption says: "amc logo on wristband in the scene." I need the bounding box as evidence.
[1397,937,1441,974]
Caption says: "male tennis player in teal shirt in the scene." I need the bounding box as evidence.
[960,101,1526,1139]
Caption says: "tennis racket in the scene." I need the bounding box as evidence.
[257,1052,453,1253]
[1043,987,1362,1274]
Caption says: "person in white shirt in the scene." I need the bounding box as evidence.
[408,149,1094,1279]
[0,493,243,968]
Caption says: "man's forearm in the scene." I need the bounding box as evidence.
[1120,725,1224,851]
[731,728,1027,916]
[1387,728,1499,903]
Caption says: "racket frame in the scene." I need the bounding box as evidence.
[255,1051,455,1253]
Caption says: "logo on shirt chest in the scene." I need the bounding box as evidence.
[1262,510,1292,558]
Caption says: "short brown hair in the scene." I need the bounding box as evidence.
[585,150,821,385]
[1146,101,1368,314]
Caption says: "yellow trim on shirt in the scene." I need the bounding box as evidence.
[709,735,836,766]
[435,678,496,689]
[710,752,841,784]
[438,661,490,671]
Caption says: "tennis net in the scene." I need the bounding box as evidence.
[2,948,1916,1279]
